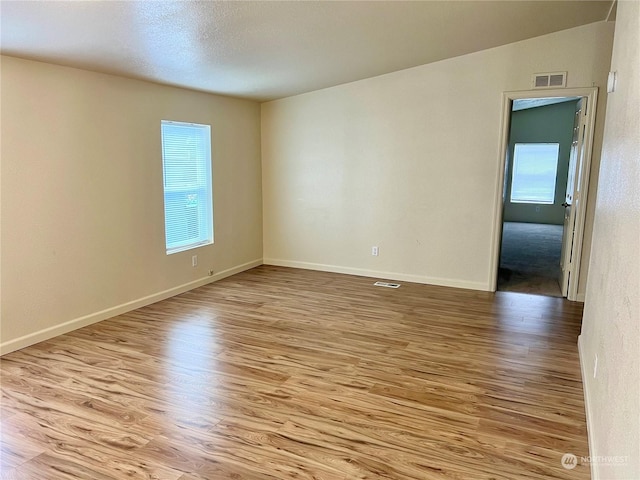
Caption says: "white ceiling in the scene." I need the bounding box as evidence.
[0,1,613,102]
[513,97,580,111]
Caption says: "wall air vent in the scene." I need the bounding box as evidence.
[374,281,401,288]
[532,72,567,89]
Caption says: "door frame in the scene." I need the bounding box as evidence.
[488,87,599,301]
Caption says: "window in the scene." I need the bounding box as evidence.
[510,143,560,204]
[161,120,213,254]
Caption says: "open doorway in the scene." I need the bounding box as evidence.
[498,97,579,296]
[490,88,598,300]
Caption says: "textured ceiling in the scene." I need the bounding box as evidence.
[0,1,613,102]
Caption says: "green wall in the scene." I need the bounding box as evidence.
[503,100,578,225]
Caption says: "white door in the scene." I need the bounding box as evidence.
[559,99,586,296]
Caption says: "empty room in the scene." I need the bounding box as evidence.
[1,1,638,479]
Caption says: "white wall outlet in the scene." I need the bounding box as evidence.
[192,255,198,267]
[372,246,379,256]
[593,354,598,378]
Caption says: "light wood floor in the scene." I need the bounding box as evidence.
[1,266,590,479]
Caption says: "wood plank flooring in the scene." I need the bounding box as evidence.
[0,265,590,479]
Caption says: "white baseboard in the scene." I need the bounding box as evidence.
[0,259,263,356]
[576,292,586,303]
[263,258,488,292]
[578,334,598,480]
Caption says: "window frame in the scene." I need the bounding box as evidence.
[161,120,214,255]
[510,142,560,205]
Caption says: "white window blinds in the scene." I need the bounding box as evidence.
[161,121,213,254]
[511,143,560,204]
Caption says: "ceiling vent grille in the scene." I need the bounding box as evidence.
[374,281,401,288]
[532,72,567,89]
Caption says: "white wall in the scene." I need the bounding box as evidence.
[0,56,263,353]
[579,2,640,479]
[262,22,614,292]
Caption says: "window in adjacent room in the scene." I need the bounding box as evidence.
[161,120,213,254]
[510,143,560,204]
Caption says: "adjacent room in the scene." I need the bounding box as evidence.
[498,97,581,298]
[1,1,638,479]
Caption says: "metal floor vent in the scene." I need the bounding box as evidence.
[374,281,401,289]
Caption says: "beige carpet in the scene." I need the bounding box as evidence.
[498,222,563,297]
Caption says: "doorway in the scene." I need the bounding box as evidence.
[489,88,598,300]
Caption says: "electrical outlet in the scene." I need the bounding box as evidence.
[593,354,598,378]
[192,255,198,267]
[372,246,379,256]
